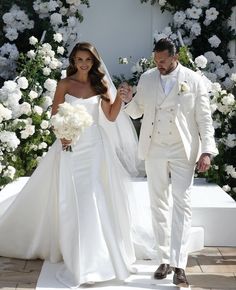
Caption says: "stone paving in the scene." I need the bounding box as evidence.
[0,247,236,290]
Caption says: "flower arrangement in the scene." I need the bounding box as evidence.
[51,102,93,151]
[0,33,65,189]
[0,0,90,84]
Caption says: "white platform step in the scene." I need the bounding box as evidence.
[1,177,235,249]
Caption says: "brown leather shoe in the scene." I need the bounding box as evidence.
[173,268,189,288]
[154,263,172,279]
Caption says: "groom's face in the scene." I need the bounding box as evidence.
[154,50,178,75]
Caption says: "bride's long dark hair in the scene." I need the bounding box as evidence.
[67,42,109,100]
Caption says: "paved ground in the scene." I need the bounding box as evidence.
[0,247,235,289]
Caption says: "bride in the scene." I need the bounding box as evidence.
[0,42,139,287]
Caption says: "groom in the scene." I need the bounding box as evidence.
[120,38,218,288]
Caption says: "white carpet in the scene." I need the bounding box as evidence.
[36,260,191,290]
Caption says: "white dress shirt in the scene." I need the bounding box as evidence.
[160,63,180,96]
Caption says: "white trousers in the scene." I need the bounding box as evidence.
[145,141,195,269]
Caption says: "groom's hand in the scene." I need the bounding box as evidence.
[196,153,211,173]
[117,82,133,103]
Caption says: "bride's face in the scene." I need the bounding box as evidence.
[74,50,94,73]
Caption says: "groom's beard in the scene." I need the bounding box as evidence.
[159,61,178,75]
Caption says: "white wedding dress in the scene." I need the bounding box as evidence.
[0,94,136,287]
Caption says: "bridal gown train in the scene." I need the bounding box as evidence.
[0,94,136,287]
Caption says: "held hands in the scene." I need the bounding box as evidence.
[117,82,133,103]
[61,138,72,151]
[196,153,211,173]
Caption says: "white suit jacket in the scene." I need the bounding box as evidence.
[124,64,218,161]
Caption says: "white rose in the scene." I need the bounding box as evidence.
[43,67,51,76]
[29,90,38,100]
[29,36,38,45]
[27,50,36,58]
[53,32,63,43]
[44,78,57,92]
[17,77,29,89]
[33,105,43,115]
[40,120,49,129]
[179,81,190,93]
[57,46,65,55]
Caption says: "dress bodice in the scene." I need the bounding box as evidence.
[65,94,100,124]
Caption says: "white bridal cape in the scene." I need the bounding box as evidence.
[0,94,141,287]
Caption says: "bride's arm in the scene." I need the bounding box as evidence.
[51,79,67,116]
[101,85,132,122]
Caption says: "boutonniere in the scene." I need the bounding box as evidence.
[179,81,190,93]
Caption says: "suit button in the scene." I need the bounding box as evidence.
[169,132,172,135]
[149,135,151,138]
[157,131,160,134]
[169,120,173,123]
[151,122,154,125]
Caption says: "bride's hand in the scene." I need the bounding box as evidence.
[61,138,72,151]
[117,82,133,103]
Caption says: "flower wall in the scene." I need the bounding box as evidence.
[0,0,236,200]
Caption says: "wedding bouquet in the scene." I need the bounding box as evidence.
[50,102,93,151]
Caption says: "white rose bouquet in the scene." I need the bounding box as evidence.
[50,102,93,151]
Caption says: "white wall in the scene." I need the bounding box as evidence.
[73,0,171,78]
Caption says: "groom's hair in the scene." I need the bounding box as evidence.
[153,38,177,56]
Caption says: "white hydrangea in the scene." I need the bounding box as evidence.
[0,43,19,80]
[221,93,235,106]
[215,67,226,79]
[191,23,201,36]
[205,7,219,22]
[230,73,236,82]
[186,7,202,19]
[48,0,59,12]
[0,104,12,122]
[191,0,209,8]
[19,102,32,116]
[173,11,186,26]
[3,5,34,41]
[194,55,207,68]
[208,35,221,48]
[3,165,16,180]
[4,27,19,41]
[224,134,236,148]
[20,124,35,139]
[50,13,62,26]
[0,131,20,150]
